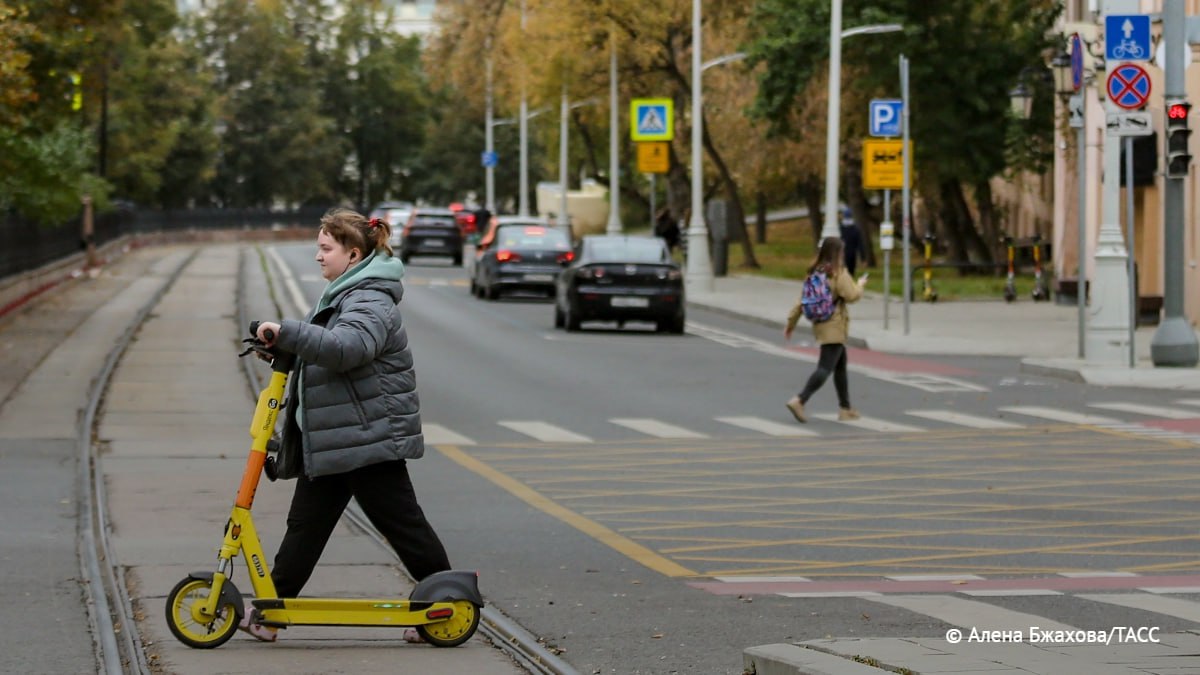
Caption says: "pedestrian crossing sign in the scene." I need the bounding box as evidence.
[631,98,674,142]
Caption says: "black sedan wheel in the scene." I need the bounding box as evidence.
[564,302,581,332]
[554,304,565,328]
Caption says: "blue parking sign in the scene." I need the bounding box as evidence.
[481,151,498,168]
[1105,15,1150,62]
[869,99,903,137]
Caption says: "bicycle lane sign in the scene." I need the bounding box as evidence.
[1107,63,1151,111]
[1105,14,1150,61]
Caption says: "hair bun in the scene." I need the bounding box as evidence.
[368,218,383,229]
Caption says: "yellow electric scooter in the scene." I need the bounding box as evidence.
[165,322,482,649]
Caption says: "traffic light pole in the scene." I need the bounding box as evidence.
[1152,0,1200,366]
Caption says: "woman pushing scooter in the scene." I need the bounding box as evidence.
[164,207,481,649]
[247,207,451,643]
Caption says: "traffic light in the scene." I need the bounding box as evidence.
[1165,99,1192,178]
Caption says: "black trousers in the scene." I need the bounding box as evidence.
[271,459,451,598]
[798,343,850,409]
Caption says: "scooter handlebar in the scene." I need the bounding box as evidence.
[248,321,275,342]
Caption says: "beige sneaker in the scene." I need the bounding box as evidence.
[785,396,806,423]
[838,407,861,421]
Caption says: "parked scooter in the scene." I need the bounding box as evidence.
[921,233,939,302]
[1003,234,1017,303]
[1030,233,1050,302]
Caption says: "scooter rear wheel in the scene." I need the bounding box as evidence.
[165,577,239,648]
[416,600,481,647]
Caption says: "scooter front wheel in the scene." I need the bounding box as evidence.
[165,577,239,648]
[417,600,481,647]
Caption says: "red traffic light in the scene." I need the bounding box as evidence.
[1168,103,1190,120]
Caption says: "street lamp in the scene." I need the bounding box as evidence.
[558,94,600,236]
[821,11,904,241]
[1008,81,1033,120]
[686,0,712,292]
[702,52,746,72]
[606,37,622,235]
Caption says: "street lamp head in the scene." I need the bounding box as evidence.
[1009,81,1033,120]
[840,23,903,39]
[1051,46,1074,101]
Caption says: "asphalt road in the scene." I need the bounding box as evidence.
[269,243,1200,675]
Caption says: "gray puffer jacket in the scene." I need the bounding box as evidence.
[273,253,422,479]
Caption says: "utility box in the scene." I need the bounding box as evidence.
[706,199,729,277]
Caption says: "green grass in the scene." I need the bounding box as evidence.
[725,217,1053,302]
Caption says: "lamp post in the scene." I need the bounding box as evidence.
[686,0,712,292]
[518,0,530,216]
[606,37,622,235]
[821,9,904,241]
[558,93,601,237]
[485,48,495,213]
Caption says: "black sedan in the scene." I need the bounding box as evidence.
[400,207,464,266]
[554,235,685,333]
[472,223,572,300]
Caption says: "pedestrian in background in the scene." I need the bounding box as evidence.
[839,207,862,277]
[250,207,450,644]
[784,237,867,423]
[654,208,681,252]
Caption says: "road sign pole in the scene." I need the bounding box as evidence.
[900,53,911,336]
[882,188,891,331]
[1076,94,1087,360]
[1125,135,1137,367]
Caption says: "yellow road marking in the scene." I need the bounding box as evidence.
[438,445,697,578]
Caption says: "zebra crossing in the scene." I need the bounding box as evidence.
[696,572,1200,631]
[424,399,1200,446]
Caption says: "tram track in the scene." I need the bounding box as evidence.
[80,249,198,675]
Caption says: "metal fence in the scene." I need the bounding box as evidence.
[0,205,336,280]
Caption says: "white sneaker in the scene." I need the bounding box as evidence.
[237,602,278,642]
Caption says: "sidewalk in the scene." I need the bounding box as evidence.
[687,274,1200,391]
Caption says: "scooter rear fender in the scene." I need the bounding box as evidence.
[409,570,484,606]
[188,571,246,621]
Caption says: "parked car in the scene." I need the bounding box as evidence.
[471,223,572,300]
[554,235,685,333]
[400,207,463,266]
[368,201,414,248]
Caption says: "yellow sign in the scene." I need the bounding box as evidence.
[630,98,674,142]
[862,139,912,190]
[637,142,670,174]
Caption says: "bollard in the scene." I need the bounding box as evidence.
[706,199,729,277]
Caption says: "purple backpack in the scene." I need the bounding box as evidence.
[800,269,835,322]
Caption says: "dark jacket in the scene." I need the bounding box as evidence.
[274,253,422,479]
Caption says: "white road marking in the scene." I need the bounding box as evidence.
[781,591,881,598]
[1142,587,1200,594]
[609,418,708,439]
[266,246,311,315]
[686,321,988,393]
[498,421,592,443]
[1176,399,1200,408]
[868,594,1077,631]
[1077,593,1200,623]
[1057,571,1140,578]
[1089,402,1200,419]
[905,410,1024,429]
[885,574,984,582]
[423,424,475,446]
[715,416,821,437]
[714,576,812,583]
[960,589,1063,597]
[998,406,1122,425]
[811,413,925,433]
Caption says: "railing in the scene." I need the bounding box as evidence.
[0,205,336,280]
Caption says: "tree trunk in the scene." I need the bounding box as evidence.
[800,178,823,246]
[974,180,1002,268]
[937,179,970,266]
[755,191,767,244]
[573,111,601,182]
[699,112,758,268]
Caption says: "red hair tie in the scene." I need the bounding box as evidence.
[368,218,382,229]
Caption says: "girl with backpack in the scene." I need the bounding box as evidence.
[783,237,867,423]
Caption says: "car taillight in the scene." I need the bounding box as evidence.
[557,251,575,264]
[496,249,521,263]
[578,265,605,279]
[668,269,682,280]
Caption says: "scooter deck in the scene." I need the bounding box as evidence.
[252,597,460,628]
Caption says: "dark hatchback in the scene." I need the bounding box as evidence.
[400,207,464,266]
[554,235,685,333]
[472,224,572,300]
